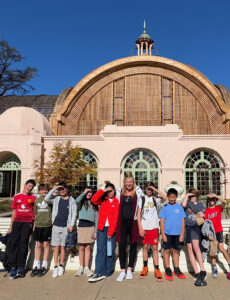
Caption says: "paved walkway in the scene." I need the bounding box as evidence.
[0,271,229,300]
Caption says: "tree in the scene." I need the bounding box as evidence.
[34,141,96,192]
[0,39,38,96]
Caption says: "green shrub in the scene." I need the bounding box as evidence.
[0,199,12,212]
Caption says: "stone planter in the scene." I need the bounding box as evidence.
[164,183,184,203]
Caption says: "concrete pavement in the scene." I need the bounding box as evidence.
[0,271,229,300]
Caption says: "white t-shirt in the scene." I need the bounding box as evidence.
[105,198,113,226]
[137,196,161,230]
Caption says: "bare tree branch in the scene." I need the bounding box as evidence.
[0,39,38,96]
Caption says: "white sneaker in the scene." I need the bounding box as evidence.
[75,266,84,276]
[57,266,64,277]
[116,271,126,282]
[84,267,93,277]
[126,269,132,280]
[52,267,58,278]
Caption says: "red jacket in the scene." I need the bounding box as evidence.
[91,189,119,237]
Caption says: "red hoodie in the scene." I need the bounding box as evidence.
[91,189,119,237]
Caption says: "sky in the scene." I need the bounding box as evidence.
[1,0,230,95]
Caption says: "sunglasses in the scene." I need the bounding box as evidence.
[106,190,113,193]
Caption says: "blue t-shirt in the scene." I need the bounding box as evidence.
[53,198,69,227]
[159,203,186,235]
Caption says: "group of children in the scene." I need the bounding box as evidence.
[4,177,230,287]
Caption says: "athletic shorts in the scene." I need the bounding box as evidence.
[51,225,68,247]
[142,228,159,245]
[216,231,224,243]
[162,234,183,251]
[185,225,201,244]
[34,226,52,242]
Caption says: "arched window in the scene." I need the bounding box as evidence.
[122,149,160,190]
[184,150,223,196]
[75,151,98,194]
[0,153,21,197]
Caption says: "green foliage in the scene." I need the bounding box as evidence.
[34,141,96,188]
[0,39,38,96]
[0,199,12,212]
[170,181,178,185]
[224,199,230,218]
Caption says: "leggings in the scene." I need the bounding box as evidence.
[119,221,137,269]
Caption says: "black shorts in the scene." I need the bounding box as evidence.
[216,232,224,243]
[34,226,52,242]
[185,225,201,244]
[162,234,183,251]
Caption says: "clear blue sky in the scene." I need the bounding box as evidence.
[1,0,230,95]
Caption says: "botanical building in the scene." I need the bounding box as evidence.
[1,24,230,198]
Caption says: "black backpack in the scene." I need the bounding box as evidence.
[0,234,11,272]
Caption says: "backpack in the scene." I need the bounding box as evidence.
[65,231,78,249]
[141,196,157,212]
[0,234,12,272]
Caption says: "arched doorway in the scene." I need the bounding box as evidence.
[121,149,160,190]
[0,152,21,197]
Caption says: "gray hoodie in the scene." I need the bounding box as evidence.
[201,219,217,260]
[44,188,77,227]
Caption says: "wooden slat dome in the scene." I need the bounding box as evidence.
[50,56,230,135]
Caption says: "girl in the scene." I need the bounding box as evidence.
[75,187,98,277]
[182,188,207,286]
[88,182,119,282]
[205,193,230,279]
[116,176,144,281]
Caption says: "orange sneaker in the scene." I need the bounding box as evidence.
[139,266,148,279]
[154,269,163,282]
[164,268,173,281]
[173,269,186,279]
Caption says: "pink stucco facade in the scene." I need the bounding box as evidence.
[1,107,230,199]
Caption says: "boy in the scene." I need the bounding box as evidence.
[30,184,52,277]
[159,188,186,281]
[44,182,77,278]
[8,179,36,279]
[205,193,230,279]
[137,182,167,281]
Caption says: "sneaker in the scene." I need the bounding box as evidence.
[165,268,173,281]
[10,267,17,280]
[193,273,199,282]
[139,266,148,279]
[173,268,186,279]
[195,271,207,286]
[88,274,105,283]
[227,272,230,280]
[75,266,84,276]
[116,271,126,282]
[17,266,25,278]
[84,267,93,277]
[57,266,64,277]
[30,267,40,278]
[37,267,47,277]
[154,269,163,282]
[126,269,132,280]
[212,267,218,279]
[52,267,58,278]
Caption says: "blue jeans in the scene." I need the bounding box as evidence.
[95,227,116,276]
